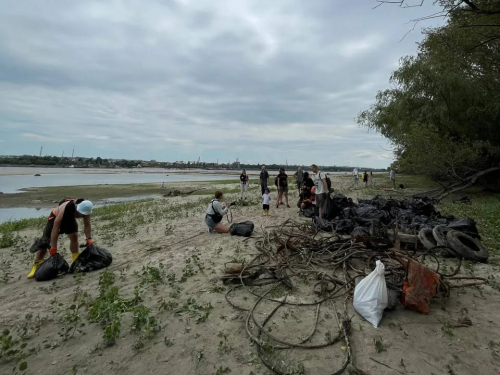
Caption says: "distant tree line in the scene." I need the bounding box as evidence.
[0,155,385,172]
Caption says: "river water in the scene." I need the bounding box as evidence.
[0,167,238,194]
[0,167,240,222]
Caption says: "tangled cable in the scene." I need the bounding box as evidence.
[223,219,487,374]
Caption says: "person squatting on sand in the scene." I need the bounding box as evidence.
[27,198,93,279]
[205,190,233,233]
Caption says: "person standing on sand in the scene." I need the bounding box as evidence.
[390,167,396,189]
[27,199,93,279]
[205,191,233,233]
[239,169,249,199]
[363,170,369,188]
[370,171,374,186]
[293,167,304,192]
[259,165,269,195]
[262,188,271,216]
[353,168,359,186]
[276,168,290,208]
[311,164,329,218]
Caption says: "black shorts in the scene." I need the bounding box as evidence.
[42,217,78,239]
[263,204,270,210]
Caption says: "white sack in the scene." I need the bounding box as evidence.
[353,260,388,328]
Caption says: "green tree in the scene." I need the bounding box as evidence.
[358,4,500,181]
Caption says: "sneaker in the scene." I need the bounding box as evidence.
[286,205,290,208]
[207,228,213,233]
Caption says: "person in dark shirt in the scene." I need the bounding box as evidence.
[299,186,315,211]
[302,172,314,190]
[276,168,290,208]
[259,165,269,195]
[239,169,249,199]
[27,198,93,279]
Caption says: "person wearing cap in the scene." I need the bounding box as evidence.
[27,198,93,279]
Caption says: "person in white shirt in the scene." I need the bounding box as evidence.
[262,188,270,216]
[353,168,359,185]
[205,190,233,233]
[390,167,396,189]
[311,164,329,218]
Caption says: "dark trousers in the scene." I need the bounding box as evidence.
[261,182,268,195]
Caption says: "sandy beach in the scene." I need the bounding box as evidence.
[1,175,499,375]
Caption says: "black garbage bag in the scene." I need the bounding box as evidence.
[313,217,334,232]
[302,206,316,218]
[230,221,254,237]
[330,194,353,209]
[447,218,480,239]
[69,244,113,273]
[322,195,342,220]
[341,207,351,219]
[410,197,439,217]
[335,219,356,234]
[351,206,392,225]
[35,253,69,282]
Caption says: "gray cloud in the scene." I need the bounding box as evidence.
[0,0,444,167]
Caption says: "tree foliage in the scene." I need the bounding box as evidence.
[359,1,500,182]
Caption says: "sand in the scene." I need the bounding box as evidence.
[1,176,499,375]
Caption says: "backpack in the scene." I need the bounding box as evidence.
[325,175,332,190]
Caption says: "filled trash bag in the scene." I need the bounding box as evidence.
[335,219,356,234]
[35,253,69,282]
[69,244,113,273]
[313,217,334,232]
[353,260,388,328]
[330,194,354,209]
[229,221,254,237]
[322,195,342,220]
[302,206,316,218]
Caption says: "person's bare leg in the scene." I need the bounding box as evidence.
[277,192,281,207]
[214,223,230,233]
[68,233,80,262]
[35,249,47,262]
[285,192,289,207]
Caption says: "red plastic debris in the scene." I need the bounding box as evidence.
[401,259,441,314]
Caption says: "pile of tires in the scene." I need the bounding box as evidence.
[418,225,489,263]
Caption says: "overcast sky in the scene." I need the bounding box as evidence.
[0,0,444,168]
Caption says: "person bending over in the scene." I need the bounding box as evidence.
[27,198,93,279]
[205,190,233,233]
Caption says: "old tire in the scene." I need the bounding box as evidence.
[432,225,452,248]
[446,230,489,263]
[418,228,437,251]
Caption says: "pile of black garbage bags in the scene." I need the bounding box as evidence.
[311,194,489,262]
[314,194,479,237]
